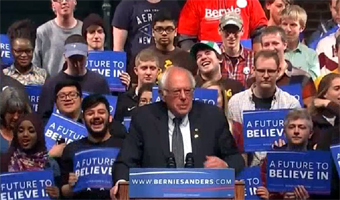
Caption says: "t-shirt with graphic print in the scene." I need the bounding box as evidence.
[112,0,180,59]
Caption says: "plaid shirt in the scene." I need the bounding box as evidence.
[3,64,47,85]
[220,44,254,87]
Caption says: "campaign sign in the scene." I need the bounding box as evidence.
[243,109,290,152]
[330,144,340,178]
[240,39,252,50]
[0,170,54,200]
[73,148,120,192]
[152,87,218,105]
[44,113,87,150]
[86,51,126,92]
[266,151,332,194]
[236,167,262,200]
[123,117,131,131]
[25,85,42,112]
[129,168,235,198]
[0,34,13,67]
[280,84,303,106]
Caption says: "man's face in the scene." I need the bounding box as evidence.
[162,70,193,117]
[219,25,242,50]
[152,20,176,47]
[66,55,87,73]
[83,103,112,138]
[254,56,279,90]
[134,61,158,85]
[261,33,287,59]
[285,118,312,146]
[330,0,340,24]
[196,49,221,75]
[52,0,76,16]
[266,0,287,25]
[86,25,105,51]
[281,18,304,42]
[12,38,33,68]
[55,86,81,117]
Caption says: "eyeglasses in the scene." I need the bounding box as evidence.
[12,48,33,55]
[221,28,242,37]
[255,69,278,75]
[153,27,175,34]
[57,92,80,100]
[164,88,194,97]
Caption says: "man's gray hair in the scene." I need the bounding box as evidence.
[284,108,313,131]
[158,66,196,90]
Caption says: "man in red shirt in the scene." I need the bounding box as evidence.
[177,0,267,51]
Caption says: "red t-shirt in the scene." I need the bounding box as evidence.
[177,0,267,42]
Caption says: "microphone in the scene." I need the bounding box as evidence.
[184,153,194,168]
[167,152,176,168]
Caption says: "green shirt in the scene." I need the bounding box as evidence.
[284,42,320,80]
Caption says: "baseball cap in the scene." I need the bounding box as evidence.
[64,43,88,58]
[219,12,243,30]
[190,41,222,59]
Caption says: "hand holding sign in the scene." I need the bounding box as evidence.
[256,186,269,200]
[294,185,310,200]
[45,186,59,199]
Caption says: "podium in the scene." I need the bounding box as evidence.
[117,181,245,200]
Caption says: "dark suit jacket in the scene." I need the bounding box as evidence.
[113,101,244,183]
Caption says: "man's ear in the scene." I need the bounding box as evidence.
[159,89,165,102]
[308,130,313,139]
[174,28,178,37]
[299,25,305,33]
[134,66,138,76]
[109,114,113,123]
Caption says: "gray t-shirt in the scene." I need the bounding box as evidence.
[32,19,83,77]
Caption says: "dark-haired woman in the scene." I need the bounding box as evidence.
[0,113,60,198]
[3,19,47,85]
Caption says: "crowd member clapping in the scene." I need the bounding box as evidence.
[0,113,60,199]
[3,19,47,85]
[310,73,340,148]
[33,0,82,77]
[37,34,110,123]
[0,87,31,154]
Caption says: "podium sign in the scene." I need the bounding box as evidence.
[129,168,235,198]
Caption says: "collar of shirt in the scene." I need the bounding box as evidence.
[8,64,34,75]
[220,44,246,60]
[247,84,279,102]
[285,42,303,54]
[168,110,189,127]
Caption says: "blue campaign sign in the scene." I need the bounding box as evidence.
[240,39,252,50]
[25,85,42,113]
[236,167,262,200]
[266,151,332,194]
[129,168,235,198]
[104,94,117,116]
[0,170,54,200]
[0,34,13,67]
[73,148,120,192]
[280,84,303,106]
[123,117,131,131]
[86,51,126,92]
[152,87,218,106]
[44,113,87,150]
[243,109,290,152]
[330,144,340,178]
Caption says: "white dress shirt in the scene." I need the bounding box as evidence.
[168,111,192,161]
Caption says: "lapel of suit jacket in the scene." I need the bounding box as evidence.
[153,102,171,159]
[188,102,201,166]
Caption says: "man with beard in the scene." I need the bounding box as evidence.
[60,94,123,199]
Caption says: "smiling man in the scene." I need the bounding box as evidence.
[60,94,124,199]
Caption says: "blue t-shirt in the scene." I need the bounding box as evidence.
[0,133,9,154]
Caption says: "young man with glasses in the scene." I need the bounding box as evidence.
[146,11,197,81]
[227,50,300,166]
[219,12,254,87]
[32,0,82,77]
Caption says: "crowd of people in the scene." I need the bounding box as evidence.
[0,0,339,199]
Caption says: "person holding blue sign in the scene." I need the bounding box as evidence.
[249,26,316,107]
[3,19,47,86]
[111,66,244,198]
[114,49,159,122]
[228,50,300,166]
[37,35,110,126]
[0,113,60,198]
[190,41,244,100]
[60,94,123,199]
[0,87,32,154]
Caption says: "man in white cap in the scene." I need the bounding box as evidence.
[38,34,110,123]
[219,12,255,87]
